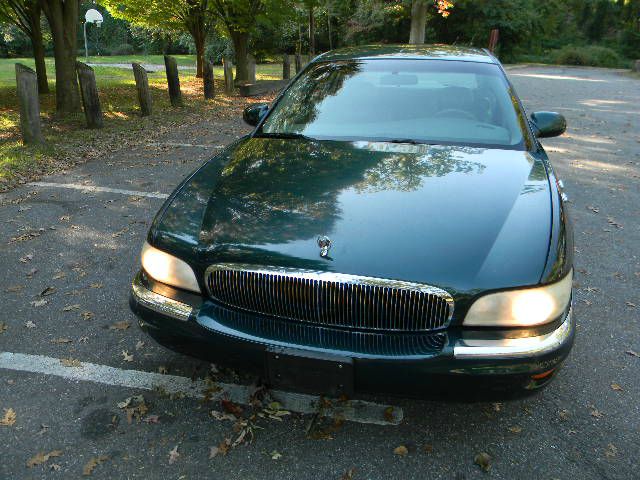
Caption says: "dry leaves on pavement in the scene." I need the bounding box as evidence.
[168,446,180,465]
[60,358,82,368]
[109,321,130,331]
[393,445,408,457]
[1,408,16,426]
[82,455,109,476]
[474,452,492,472]
[26,450,63,468]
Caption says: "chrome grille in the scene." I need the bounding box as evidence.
[205,264,453,332]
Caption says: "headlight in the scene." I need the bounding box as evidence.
[140,241,200,293]
[463,270,573,327]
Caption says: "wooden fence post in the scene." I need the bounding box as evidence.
[634,60,640,72]
[283,54,291,80]
[15,64,44,144]
[76,61,103,129]
[223,57,234,95]
[247,55,256,84]
[295,54,302,73]
[203,60,215,99]
[164,55,182,107]
[488,29,499,53]
[132,63,152,116]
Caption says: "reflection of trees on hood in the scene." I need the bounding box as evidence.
[200,139,487,246]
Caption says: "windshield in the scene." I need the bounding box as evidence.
[260,59,530,149]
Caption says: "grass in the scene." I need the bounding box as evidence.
[0,54,282,190]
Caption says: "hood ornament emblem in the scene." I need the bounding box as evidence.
[317,236,332,258]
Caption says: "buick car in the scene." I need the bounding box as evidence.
[130,45,573,397]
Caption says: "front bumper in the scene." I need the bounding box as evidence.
[130,272,575,397]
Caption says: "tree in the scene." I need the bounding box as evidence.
[409,0,452,44]
[102,0,215,78]
[40,0,81,113]
[0,0,49,93]
[212,0,290,83]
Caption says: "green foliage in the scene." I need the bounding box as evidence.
[551,45,626,69]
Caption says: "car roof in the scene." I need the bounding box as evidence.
[314,44,498,64]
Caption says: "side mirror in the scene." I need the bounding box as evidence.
[243,103,269,127]
[530,111,566,138]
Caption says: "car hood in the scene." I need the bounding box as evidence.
[153,138,552,298]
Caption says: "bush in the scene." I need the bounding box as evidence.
[551,45,625,68]
[110,43,135,56]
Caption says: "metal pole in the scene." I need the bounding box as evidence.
[84,21,88,59]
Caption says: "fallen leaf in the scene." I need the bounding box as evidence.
[393,445,408,457]
[109,321,130,331]
[626,350,640,358]
[508,425,522,433]
[51,337,72,344]
[30,299,47,308]
[587,206,599,214]
[60,358,82,368]
[6,285,23,293]
[270,450,282,460]
[90,283,103,289]
[143,415,160,424]
[590,408,604,418]
[611,383,623,391]
[50,463,61,471]
[1,408,16,426]
[26,268,38,278]
[625,302,637,308]
[81,311,94,320]
[474,452,492,472]
[605,443,617,458]
[82,455,108,476]
[26,450,63,468]
[493,402,503,412]
[423,444,434,453]
[24,320,36,328]
[135,340,145,350]
[39,286,56,297]
[158,366,168,374]
[62,304,80,312]
[384,406,395,422]
[168,445,179,465]
[0,322,7,334]
[122,351,133,362]
[20,253,33,263]
[558,409,570,421]
[210,410,236,421]
[60,215,71,222]
[221,399,243,416]
[209,446,220,459]
[341,468,356,480]
[52,271,66,280]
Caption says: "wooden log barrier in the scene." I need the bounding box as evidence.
[223,57,234,95]
[283,54,291,80]
[15,64,44,144]
[76,61,103,129]
[203,60,215,99]
[164,55,182,107]
[132,63,152,116]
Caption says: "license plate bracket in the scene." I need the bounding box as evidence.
[265,346,354,397]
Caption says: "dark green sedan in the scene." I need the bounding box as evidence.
[130,45,573,398]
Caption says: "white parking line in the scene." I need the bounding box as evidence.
[0,352,403,426]
[146,142,225,149]
[28,182,169,199]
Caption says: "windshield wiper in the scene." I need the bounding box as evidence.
[386,138,433,145]
[254,131,317,141]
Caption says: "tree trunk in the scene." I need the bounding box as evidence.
[24,2,49,94]
[327,5,333,51]
[409,0,428,44]
[194,33,205,78]
[230,30,249,84]
[30,20,48,94]
[308,5,315,56]
[41,0,81,114]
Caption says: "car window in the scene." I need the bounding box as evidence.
[260,59,530,149]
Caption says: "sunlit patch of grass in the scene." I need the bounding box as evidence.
[0,140,57,185]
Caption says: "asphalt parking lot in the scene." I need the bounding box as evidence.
[1,65,639,479]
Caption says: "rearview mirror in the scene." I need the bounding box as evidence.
[243,103,269,127]
[530,111,566,138]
